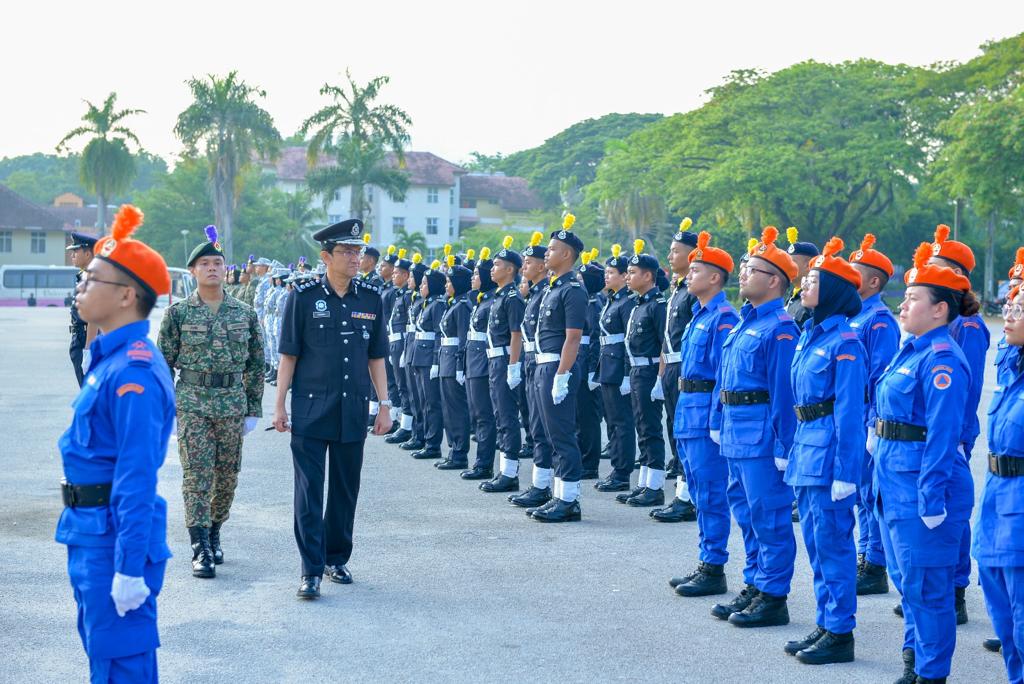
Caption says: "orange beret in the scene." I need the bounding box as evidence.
[748,226,798,282]
[811,237,861,288]
[849,233,894,278]
[688,230,734,274]
[1009,247,1024,281]
[94,205,171,296]
[931,224,975,273]
[905,242,971,292]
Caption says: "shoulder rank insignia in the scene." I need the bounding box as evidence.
[840,331,859,340]
[295,279,318,293]
[355,279,382,295]
[931,341,952,352]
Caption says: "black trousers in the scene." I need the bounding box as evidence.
[577,378,602,474]
[630,365,666,472]
[414,365,443,450]
[662,361,682,469]
[291,433,364,577]
[404,362,424,441]
[524,357,554,470]
[440,375,470,462]
[535,362,583,482]
[389,342,408,412]
[70,332,85,387]
[601,382,636,481]
[487,356,522,460]
[518,380,533,451]
[466,375,497,470]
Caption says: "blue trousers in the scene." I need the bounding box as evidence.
[679,436,730,565]
[796,486,857,633]
[524,358,554,471]
[726,457,795,596]
[488,356,522,459]
[600,383,635,482]
[403,361,424,442]
[466,376,496,470]
[629,366,665,472]
[878,515,963,679]
[414,366,443,450]
[856,449,885,566]
[535,362,583,483]
[979,564,1024,684]
[956,446,973,588]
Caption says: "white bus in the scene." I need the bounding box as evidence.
[0,264,195,307]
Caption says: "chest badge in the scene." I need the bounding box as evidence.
[315,299,327,312]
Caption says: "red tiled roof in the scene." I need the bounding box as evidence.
[265,147,466,186]
[0,184,64,231]
[51,205,104,231]
[460,174,544,213]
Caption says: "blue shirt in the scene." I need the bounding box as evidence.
[673,290,738,438]
[56,320,176,577]
[596,287,635,385]
[785,315,867,488]
[849,293,899,429]
[949,313,990,452]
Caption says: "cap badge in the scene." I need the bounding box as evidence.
[351,224,360,236]
[787,245,796,254]
[558,230,567,239]
[932,243,942,256]
[100,240,116,257]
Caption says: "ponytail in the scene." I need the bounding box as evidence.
[960,289,981,317]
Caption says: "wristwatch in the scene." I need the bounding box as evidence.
[378,399,393,408]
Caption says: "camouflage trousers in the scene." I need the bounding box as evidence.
[178,412,244,528]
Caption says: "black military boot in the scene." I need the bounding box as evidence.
[435,458,469,471]
[894,601,904,618]
[728,592,789,628]
[411,447,442,460]
[982,637,1002,653]
[480,474,519,493]
[711,584,759,620]
[209,521,224,565]
[615,486,645,503]
[189,526,215,579]
[400,438,424,451]
[784,625,826,656]
[894,647,916,684]
[915,677,946,684]
[385,428,412,444]
[627,487,665,507]
[530,498,582,523]
[460,466,493,480]
[795,630,854,664]
[857,557,889,595]
[650,497,696,522]
[509,486,552,508]
[669,568,699,590]
[674,562,727,597]
[594,477,631,492]
[955,586,968,625]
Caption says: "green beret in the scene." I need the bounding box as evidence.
[187,225,225,266]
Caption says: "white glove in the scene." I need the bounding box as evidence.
[456,370,465,385]
[82,349,92,371]
[866,432,878,456]
[399,355,406,369]
[430,364,439,380]
[507,362,522,390]
[110,573,150,618]
[774,457,789,472]
[651,377,665,402]
[619,376,631,396]
[709,429,721,445]
[922,510,947,529]
[242,417,258,436]
[552,372,572,405]
[587,372,600,391]
[831,480,857,502]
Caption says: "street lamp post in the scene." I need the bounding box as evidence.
[180,229,189,267]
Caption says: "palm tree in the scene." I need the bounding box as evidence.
[174,71,281,262]
[56,92,144,229]
[299,71,412,220]
[393,225,427,254]
[283,187,326,255]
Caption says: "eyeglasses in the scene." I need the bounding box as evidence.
[80,272,130,290]
[746,266,778,279]
[332,246,362,257]
[1003,304,1024,321]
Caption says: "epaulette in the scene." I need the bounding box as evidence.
[295,279,318,293]
[570,281,580,287]
[718,305,732,313]
[655,295,666,303]
[776,310,795,322]
[355,278,382,295]
[931,341,952,353]
[840,331,859,340]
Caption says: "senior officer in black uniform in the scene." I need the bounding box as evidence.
[273,219,392,600]
[67,231,99,386]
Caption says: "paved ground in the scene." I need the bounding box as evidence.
[0,306,1009,683]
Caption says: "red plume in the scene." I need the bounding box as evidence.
[823,236,844,258]
[860,233,876,252]
[111,205,144,241]
[1015,247,1024,264]
[761,225,779,246]
[934,224,950,244]
[913,242,932,270]
[697,231,711,251]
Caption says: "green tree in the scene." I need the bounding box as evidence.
[282,187,326,257]
[303,139,409,228]
[393,225,427,255]
[0,152,167,207]
[56,92,145,229]
[174,71,282,263]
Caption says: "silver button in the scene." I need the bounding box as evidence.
[344,339,348,344]
[342,392,347,397]
[308,393,313,398]
[344,358,349,362]
[344,375,349,380]
[319,324,324,328]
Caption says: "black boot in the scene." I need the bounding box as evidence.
[460,466,493,480]
[674,562,727,597]
[916,678,946,684]
[857,557,889,595]
[669,568,699,589]
[894,647,916,684]
[983,637,1002,653]
[650,497,696,522]
[209,521,224,565]
[435,458,469,471]
[955,586,968,625]
[785,625,826,656]
[711,584,759,620]
[627,487,665,507]
[189,526,215,579]
[795,630,854,664]
[385,428,412,444]
[728,592,789,628]
[400,438,425,451]
[530,498,582,523]
[509,486,552,508]
[894,601,904,618]
[411,448,442,460]
[594,477,631,492]
[480,474,519,493]
[615,486,645,504]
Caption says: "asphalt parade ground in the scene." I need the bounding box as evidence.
[0,307,1009,683]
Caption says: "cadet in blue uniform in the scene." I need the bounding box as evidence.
[399,256,428,452]
[527,221,589,522]
[617,240,668,508]
[784,227,819,329]
[974,286,1024,682]
[385,250,414,445]
[782,238,867,664]
[409,261,447,461]
[929,224,990,625]
[873,243,976,683]
[57,205,175,683]
[435,259,474,470]
[67,231,99,387]
[273,219,392,599]
[847,235,900,596]
[668,231,738,597]
[577,248,605,478]
[652,220,699,521]
[461,250,500,481]
[711,226,799,628]
[480,237,526,494]
[594,245,637,492]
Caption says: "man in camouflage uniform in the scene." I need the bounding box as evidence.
[158,226,264,580]
[252,258,275,373]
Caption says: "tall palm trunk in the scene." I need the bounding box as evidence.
[213,161,235,263]
[349,181,365,221]
[97,192,108,230]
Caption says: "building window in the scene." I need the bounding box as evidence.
[30,232,46,254]
[0,231,11,253]
[366,187,374,202]
[460,198,477,209]
[427,187,438,204]
[328,214,343,223]
[449,188,455,204]
[449,219,454,236]
[426,218,438,235]
[393,216,405,231]
[333,190,341,202]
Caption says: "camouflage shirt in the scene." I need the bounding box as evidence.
[157,290,265,417]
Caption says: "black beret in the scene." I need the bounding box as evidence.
[187,225,225,267]
[494,247,522,270]
[655,268,670,291]
[629,252,661,273]
[363,246,381,259]
[788,241,820,258]
[523,244,547,260]
[550,229,585,255]
[425,267,447,296]
[673,230,698,247]
[578,262,605,294]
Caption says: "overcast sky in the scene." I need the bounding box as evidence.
[4,0,1022,167]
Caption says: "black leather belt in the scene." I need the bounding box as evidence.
[680,378,716,393]
[875,419,927,442]
[795,400,835,422]
[720,390,770,405]
[61,480,112,508]
[179,369,243,388]
[989,453,1024,478]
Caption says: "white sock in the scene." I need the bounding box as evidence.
[561,480,581,503]
[553,477,563,500]
[400,414,413,430]
[647,468,666,491]
[500,454,519,478]
[390,406,401,421]
[675,476,691,502]
[639,465,650,488]
[533,466,553,489]
[368,400,379,416]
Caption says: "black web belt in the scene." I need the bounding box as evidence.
[179,369,243,388]
[875,419,926,442]
[795,400,835,422]
[61,480,112,508]
[680,378,715,393]
[720,390,770,405]
[989,453,1024,478]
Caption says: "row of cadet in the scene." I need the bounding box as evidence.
[351,215,1024,684]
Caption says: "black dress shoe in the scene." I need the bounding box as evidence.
[795,630,854,664]
[615,486,644,503]
[580,469,599,480]
[480,474,519,493]
[326,564,352,584]
[785,625,827,656]
[650,497,697,522]
[400,439,424,451]
[856,558,889,595]
[385,428,412,444]
[526,498,557,516]
[509,486,552,508]
[411,448,442,460]
[435,459,469,470]
[296,575,321,599]
[627,487,665,507]
[461,466,493,480]
[530,498,582,523]
[894,601,904,618]
[955,586,968,625]
[983,637,1002,653]
[711,584,759,620]
[674,562,727,597]
[595,477,631,492]
[728,592,789,628]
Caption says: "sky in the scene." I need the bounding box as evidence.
[3,0,1023,167]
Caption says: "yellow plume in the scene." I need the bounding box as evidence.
[430,259,441,270]
[563,213,576,230]
[633,238,645,254]
[581,251,592,265]
[502,235,514,249]
[398,248,407,259]
[480,247,491,260]
[680,217,693,231]
[412,253,423,264]
[363,233,371,245]
[747,237,759,253]
[611,244,622,258]
[590,247,599,261]
[446,254,455,268]
[786,227,799,245]
[443,243,452,256]
[386,245,396,256]
[529,231,543,247]
[466,248,476,260]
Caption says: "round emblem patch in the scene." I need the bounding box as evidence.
[100,240,116,257]
[558,230,567,239]
[213,241,222,251]
[932,243,942,256]
[814,256,825,268]
[630,255,640,264]
[758,244,768,254]
[787,245,796,254]
[1015,264,1023,277]
[694,249,703,259]
[933,372,952,390]
[315,299,327,312]
[351,224,360,236]
[853,250,864,261]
